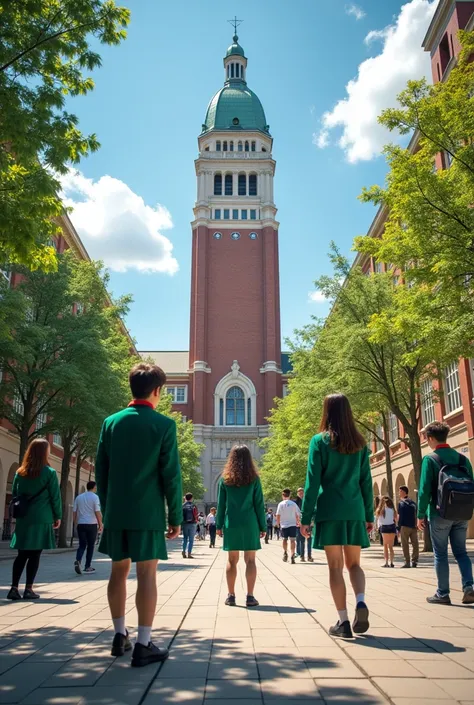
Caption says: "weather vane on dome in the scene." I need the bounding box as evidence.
[228,16,243,39]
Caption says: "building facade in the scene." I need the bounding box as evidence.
[143,33,289,504]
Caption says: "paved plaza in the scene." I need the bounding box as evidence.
[0,539,473,705]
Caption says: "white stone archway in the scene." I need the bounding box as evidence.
[214,361,257,427]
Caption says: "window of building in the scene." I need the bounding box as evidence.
[439,32,451,75]
[214,173,222,195]
[223,141,228,152]
[249,232,258,240]
[231,232,240,240]
[166,386,187,404]
[224,209,230,220]
[251,141,256,152]
[241,209,248,220]
[215,209,221,220]
[205,146,209,152]
[224,174,233,195]
[444,151,453,168]
[392,275,400,286]
[262,146,267,152]
[53,432,62,447]
[213,232,222,240]
[249,174,257,196]
[232,209,239,220]
[0,268,11,285]
[245,141,249,151]
[75,302,84,315]
[238,173,246,195]
[388,412,398,445]
[375,423,384,452]
[229,141,234,151]
[250,209,257,220]
[12,390,24,416]
[231,63,235,78]
[36,405,47,431]
[216,141,221,152]
[238,141,243,152]
[283,384,289,397]
[444,361,462,414]
[374,261,384,274]
[421,378,435,427]
[225,386,245,426]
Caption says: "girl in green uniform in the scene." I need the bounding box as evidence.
[216,444,267,607]
[300,394,374,639]
[7,438,62,600]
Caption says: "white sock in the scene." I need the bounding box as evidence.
[356,593,365,605]
[137,625,152,646]
[112,617,126,636]
[338,609,349,624]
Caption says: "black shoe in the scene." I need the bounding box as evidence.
[300,556,306,562]
[182,551,186,558]
[329,620,353,639]
[111,631,132,657]
[6,587,22,601]
[74,560,82,575]
[246,595,259,607]
[187,553,194,559]
[462,587,474,605]
[225,594,236,606]
[23,588,40,600]
[426,593,451,605]
[412,562,418,568]
[353,602,369,634]
[390,563,395,568]
[131,641,169,668]
[283,552,288,563]
[401,563,411,569]
[291,555,296,565]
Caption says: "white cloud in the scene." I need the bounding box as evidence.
[308,290,327,303]
[315,0,436,163]
[345,3,366,20]
[60,169,178,274]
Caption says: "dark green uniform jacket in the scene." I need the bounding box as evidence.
[11,465,62,550]
[95,405,183,531]
[216,476,267,551]
[418,446,474,520]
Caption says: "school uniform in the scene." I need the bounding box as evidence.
[95,401,183,563]
[10,466,62,550]
[301,432,374,550]
[216,477,267,551]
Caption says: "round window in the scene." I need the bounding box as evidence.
[249,232,258,240]
[231,232,240,240]
[232,117,240,126]
[213,232,222,240]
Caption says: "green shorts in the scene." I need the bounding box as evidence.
[99,529,168,563]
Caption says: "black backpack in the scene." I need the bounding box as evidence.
[431,452,474,521]
[182,501,196,524]
[9,484,48,520]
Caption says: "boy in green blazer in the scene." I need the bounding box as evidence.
[96,363,183,668]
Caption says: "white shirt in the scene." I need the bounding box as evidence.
[207,513,216,525]
[276,499,301,528]
[73,491,101,525]
[377,507,395,527]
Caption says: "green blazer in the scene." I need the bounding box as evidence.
[11,466,62,550]
[301,433,374,525]
[95,405,183,531]
[418,446,474,520]
[216,476,267,533]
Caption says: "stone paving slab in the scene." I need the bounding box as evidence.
[0,538,473,704]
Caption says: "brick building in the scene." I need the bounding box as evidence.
[362,0,474,536]
[143,33,290,505]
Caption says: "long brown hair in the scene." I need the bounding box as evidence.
[222,444,258,487]
[376,495,395,518]
[319,393,366,454]
[17,438,50,478]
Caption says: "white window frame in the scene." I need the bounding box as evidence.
[12,390,24,416]
[421,378,435,427]
[166,385,188,404]
[282,384,289,397]
[444,361,462,414]
[375,423,384,452]
[53,432,63,447]
[0,268,11,285]
[388,412,398,445]
[374,261,384,274]
[36,403,47,431]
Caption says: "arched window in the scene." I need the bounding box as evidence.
[238,173,246,196]
[225,387,245,426]
[229,141,234,151]
[245,140,249,151]
[251,141,256,152]
[238,141,243,152]
[249,174,257,196]
[231,63,235,78]
[235,64,240,78]
[225,174,233,196]
[223,141,228,152]
[214,173,222,195]
[216,141,221,152]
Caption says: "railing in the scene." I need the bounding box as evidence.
[198,151,271,160]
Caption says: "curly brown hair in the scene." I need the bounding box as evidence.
[221,444,258,487]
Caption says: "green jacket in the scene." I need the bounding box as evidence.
[12,465,62,526]
[95,405,183,531]
[216,477,267,532]
[418,446,473,520]
[301,433,374,525]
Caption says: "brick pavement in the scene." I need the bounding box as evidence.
[0,537,473,705]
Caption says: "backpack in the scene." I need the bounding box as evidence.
[9,484,48,520]
[182,502,196,524]
[430,452,474,521]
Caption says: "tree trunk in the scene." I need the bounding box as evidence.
[406,429,432,552]
[18,425,30,464]
[58,443,72,548]
[70,452,85,547]
[385,448,394,499]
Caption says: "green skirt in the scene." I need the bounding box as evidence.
[223,526,262,552]
[10,522,56,551]
[99,529,167,563]
[313,520,370,551]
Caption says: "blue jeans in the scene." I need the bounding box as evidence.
[76,524,98,569]
[429,515,473,596]
[182,524,197,555]
[296,531,312,558]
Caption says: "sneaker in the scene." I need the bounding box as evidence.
[131,641,169,668]
[111,631,132,657]
[225,594,236,606]
[329,620,353,639]
[84,567,96,573]
[74,560,82,575]
[353,601,370,634]
[182,551,186,558]
[23,588,40,600]
[307,556,314,562]
[300,556,306,562]
[291,555,296,565]
[6,587,22,601]
[401,563,411,569]
[246,595,259,608]
[426,593,451,605]
[283,552,288,563]
[462,587,474,605]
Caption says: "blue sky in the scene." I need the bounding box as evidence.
[62,0,436,351]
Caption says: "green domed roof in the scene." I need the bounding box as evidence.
[226,35,245,57]
[202,85,268,134]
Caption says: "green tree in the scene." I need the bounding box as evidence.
[0,0,130,269]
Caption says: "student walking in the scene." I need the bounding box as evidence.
[96,363,183,667]
[295,487,308,561]
[7,438,62,601]
[73,481,103,575]
[273,513,280,540]
[418,421,474,605]
[376,497,398,568]
[276,489,301,565]
[216,444,267,607]
[182,493,198,558]
[207,508,217,547]
[398,485,419,568]
[265,509,274,543]
[199,513,207,541]
[300,394,374,639]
